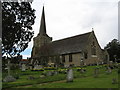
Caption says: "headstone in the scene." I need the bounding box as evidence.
[46,71,53,76]
[3,75,16,82]
[34,65,43,70]
[22,64,26,71]
[66,69,73,82]
[27,76,35,80]
[106,67,112,74]
[94,67,99,78]
[54,71,58,75]
[112,78,118,84]
[80,69,85,73]
[40,75,45,78]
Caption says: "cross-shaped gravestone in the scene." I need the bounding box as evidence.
[3,59,16,82]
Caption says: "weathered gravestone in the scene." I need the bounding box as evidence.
[66,69,73,82]
[46,71,53,76]
[3,60,16,82]
[54,71,58,75]
[3,75,16,82]
[21,64,26,71]
[27,76,35,80]
[112,78,118,84]
[94,67,99,78]
[106,67,112,74]
[40,75,45,78]
[34,65,43,70]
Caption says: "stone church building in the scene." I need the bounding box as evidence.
[31,7,109,67]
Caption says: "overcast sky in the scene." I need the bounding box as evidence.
[21,0,119,59]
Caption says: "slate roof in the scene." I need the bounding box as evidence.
[38,31,92,56]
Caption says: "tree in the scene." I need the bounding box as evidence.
[2,2,36,58]
[104,39,120,62]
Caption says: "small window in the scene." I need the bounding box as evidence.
[84,52,88,59]
[91,41,96,55]
[62,55,65,62]
[91,46,96,55]
[69,54,72,62]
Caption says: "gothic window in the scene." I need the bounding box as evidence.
[62,55,65,62]
[91,42,96,55]
[69,54,72,62]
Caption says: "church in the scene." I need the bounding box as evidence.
[31,7,109,67]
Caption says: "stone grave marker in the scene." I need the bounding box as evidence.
[21,64,26,71]
[112,78,118,84]
[106,67,112,74]
[3,75,16,82]
[46,71,53,76]
[3,60,16,82]
[34,65,43,70]
[27,76,35,80]
[54,71,58,75]
[94,67,99,78]
[66,69,73,82]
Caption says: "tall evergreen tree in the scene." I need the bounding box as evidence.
[104,39,120,62]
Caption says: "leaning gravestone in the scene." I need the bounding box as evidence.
[21,64,26,71]
[66,69,73,82]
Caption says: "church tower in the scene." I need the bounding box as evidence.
[31,6,52,58]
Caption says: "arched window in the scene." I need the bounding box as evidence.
[91,42,96,55]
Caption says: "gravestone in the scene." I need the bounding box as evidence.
[21,64,26,71]
[66,69,73,82]
[106,67,112,74]
[94,67,99,78]
[46,71,53,76]
[3,60,16,82]
[54,71,58,75]
[3,75,16,82]
[112,78,118,84]
[27,76,35,80]
[40,75,45,78]
[34,65,43,70]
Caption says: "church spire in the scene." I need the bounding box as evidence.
[39,6,47,36]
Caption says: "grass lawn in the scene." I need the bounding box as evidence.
[2,65,119,89]
[16,69,118,88]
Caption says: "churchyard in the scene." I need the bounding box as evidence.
[2,64,119,89]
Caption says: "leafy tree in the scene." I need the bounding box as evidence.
[2,2,36,58]
[104,39,120,62]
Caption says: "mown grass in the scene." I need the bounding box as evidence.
[33,70,118,88]
[2,65,119,89]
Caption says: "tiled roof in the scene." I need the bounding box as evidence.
[38,31,92,56]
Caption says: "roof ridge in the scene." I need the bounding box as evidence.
[52,31,92,43]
